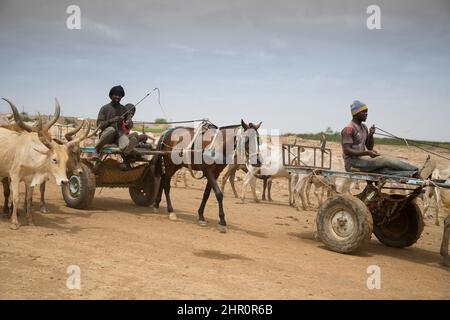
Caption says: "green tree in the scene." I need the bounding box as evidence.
[154,118,168,124]
[325,126,334,135]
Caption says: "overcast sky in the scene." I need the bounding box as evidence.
[0,0,449,140]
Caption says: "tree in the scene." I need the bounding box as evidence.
[154,118,168,124]
[325,126,334,135]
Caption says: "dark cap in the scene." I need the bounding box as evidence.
[109,85,125,99]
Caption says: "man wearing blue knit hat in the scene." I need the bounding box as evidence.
[341,100,435,178]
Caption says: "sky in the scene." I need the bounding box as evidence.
[0,0,449,141]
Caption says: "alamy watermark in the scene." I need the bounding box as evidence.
[66,265,81,290]
[366,265,381,290]
[66,5,81,30]
[367,5,381,30]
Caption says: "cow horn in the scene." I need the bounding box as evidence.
[45,98,61,130]
[65,120,84,141]
[86,124,101,139]
[67,121,91,147]
[37,114,53,150]
[2,98,33,132]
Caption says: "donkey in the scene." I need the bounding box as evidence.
[153,119,262,232]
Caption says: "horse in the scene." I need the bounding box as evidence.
[153,119,262,232]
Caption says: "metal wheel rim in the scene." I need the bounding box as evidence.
[329,208,356,239]
[69,176,81,197]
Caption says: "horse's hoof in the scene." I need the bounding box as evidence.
[435,222,440,226]
[152,207,158,213]
[198,220,207,226]
[27,221,36,227]
[40,206,47,214]
[218,225,227,233]
[10,222,20,230]
[169,212,177,221]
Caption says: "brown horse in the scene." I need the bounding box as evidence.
[153,119,262,232]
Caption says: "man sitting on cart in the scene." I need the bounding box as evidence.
[92,85,139,159]
[341,100,435,179]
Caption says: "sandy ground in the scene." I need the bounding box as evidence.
[0,141,449,300]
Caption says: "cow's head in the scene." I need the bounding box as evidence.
[63,120,91,175]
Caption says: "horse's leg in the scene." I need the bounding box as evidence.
[154,174,164,209]
[288,175,292,206]
[198,182,212,226]
[250,176,259,203]
[9,178,20,229]
[206,169,226,233]
[433,187,440,226]
[305,178,314,207]
[173,172,178,187]
[299,176,309,210]
[25,185,35,226]
[183,170,188,188]
[220,166,231,194]
[229,169,239,199]
[39,182,47,213]
[440,215,450,266]
[293,176,302,211]
[240,171,251,203]
[262,178,267,201]
[163,173,175,218]
[268,179,273,202]
[2,177,10,217]
[422,188,430,218]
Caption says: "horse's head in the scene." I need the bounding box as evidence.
[240,119,263,167]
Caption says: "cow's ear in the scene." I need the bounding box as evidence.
[254,121,262,130]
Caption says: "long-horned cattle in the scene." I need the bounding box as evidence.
[0,98,70,229]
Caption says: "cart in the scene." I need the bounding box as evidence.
[61,145,166,209]
[282,143,450,253]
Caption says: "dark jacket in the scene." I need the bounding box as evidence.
[96,102,130,133]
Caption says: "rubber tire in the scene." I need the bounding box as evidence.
[373,198,424,248]
[317,195,373,254]
[62,163,96,209]
[129,170,158,207]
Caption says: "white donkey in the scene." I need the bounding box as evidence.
[241,141,316,205]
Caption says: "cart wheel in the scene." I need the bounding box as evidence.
[62,163,96,209]
[373,196,424,248]
[317,195,373,253]
[129,170,158,206]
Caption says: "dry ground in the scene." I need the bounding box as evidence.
[0,141,449,299]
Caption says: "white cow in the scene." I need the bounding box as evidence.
[0,98,69,229]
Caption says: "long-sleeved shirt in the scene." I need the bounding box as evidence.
[96,102,129,133]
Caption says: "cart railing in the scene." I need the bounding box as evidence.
[282,144,332,169]
[282,144,450,189]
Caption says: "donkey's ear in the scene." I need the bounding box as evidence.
[241,119,249,130]
[254,121,262,130]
